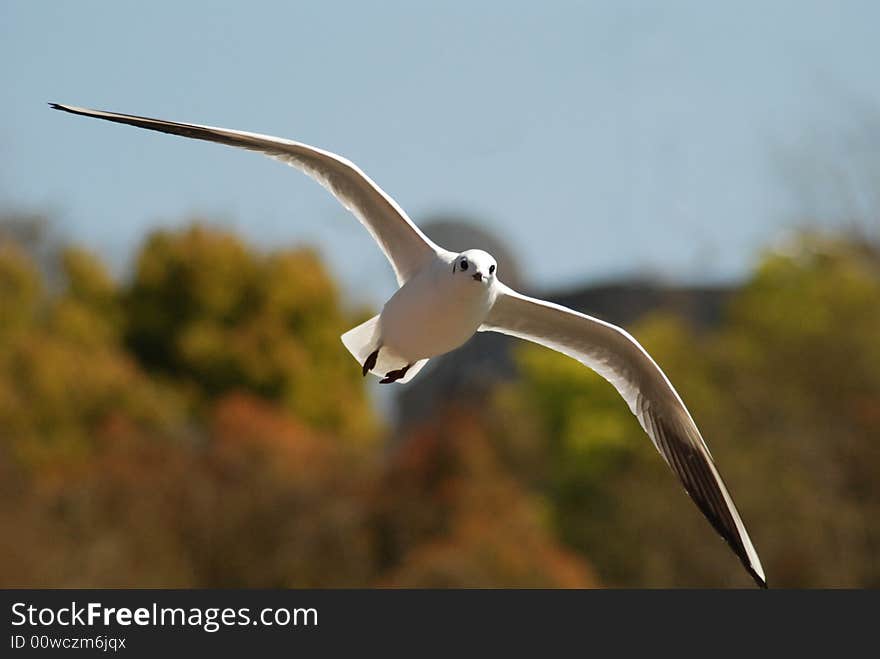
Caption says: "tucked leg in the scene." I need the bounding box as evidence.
[362,348,380,377]
[380,364,411,384]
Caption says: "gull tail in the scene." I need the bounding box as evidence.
[341,315,382,367]
[340,315,429,384]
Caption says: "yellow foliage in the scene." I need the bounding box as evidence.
[0,242,42,337]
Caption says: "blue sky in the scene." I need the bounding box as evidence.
[2,1,879,306]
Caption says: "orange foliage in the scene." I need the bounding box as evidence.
[376,406,599,588]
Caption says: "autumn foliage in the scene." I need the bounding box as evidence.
[0,221,594,587]
[1,218,878,587]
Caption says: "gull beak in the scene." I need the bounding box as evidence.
[472,272,484,282]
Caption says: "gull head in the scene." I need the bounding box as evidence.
[453,249,497,285]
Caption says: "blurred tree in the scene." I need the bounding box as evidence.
[51,246,122,345]
[714,234,880,586]
[0,213,62,287]
[0,219,381,586]
[0,241,42,338]
[16,394,377,587]
[188,393,377,586]
[375,405,599,587]
[0,240,180,467]
[125,224,376,441]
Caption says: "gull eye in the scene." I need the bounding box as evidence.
[460,259,468,271]
[489,265,496,274]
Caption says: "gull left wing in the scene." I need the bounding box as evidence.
[481,283,766,587]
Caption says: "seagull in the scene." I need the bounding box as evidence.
[50,102,767,588]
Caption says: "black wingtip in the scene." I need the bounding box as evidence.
[49,102,83,115]
[747,565,768,589]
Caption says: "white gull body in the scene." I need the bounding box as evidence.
[343,249,499,383]
[382,250,497,358]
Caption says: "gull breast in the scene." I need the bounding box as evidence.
[380,267,491,361]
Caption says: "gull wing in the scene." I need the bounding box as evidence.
[50,103,440,285]
[482,283,766,587]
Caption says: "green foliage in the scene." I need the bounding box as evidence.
[0,243,182,466]
[0,242,42,338]
[124,225,375,440]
